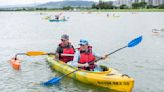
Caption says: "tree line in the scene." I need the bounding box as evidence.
[1,1,164,11]
[92,1,164,9]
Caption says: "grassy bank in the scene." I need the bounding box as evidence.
[32,9,164,12]
[1,9,164,12]
[79,9,164,12]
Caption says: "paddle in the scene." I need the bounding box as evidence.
[14,51,74,60]
[11,51,73,70]
[43,35,143,86]
[14,51,49,60]
[94,35,143,62]
[43,68,81,86]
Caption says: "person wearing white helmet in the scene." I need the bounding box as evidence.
[68,39,107,71]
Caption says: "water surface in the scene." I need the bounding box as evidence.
[0,12,164,92]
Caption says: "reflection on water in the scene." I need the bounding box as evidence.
[0,12,164,92]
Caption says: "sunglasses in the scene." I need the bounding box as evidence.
[61,39,67,42]
[80,44,85,46]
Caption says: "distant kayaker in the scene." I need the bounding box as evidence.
[68,39,107,71]
[55,15,59,20]
[107,13,109,17]
[56,34,75,63]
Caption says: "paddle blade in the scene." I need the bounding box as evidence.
[26,51,46,56]
[43,77,61,86]
[128,36,142,47]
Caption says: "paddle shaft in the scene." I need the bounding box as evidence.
[48,53,74,56]
[14,52,74,60]
[15,53,26,60]
[60,68,81,79]
[14,52,49,60]
[92,35,142,63]
[94,45,128,63]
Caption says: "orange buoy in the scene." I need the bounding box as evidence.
[10,58,21,70]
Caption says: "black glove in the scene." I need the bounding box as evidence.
[47,53,56,55]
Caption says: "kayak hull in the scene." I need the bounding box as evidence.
[49,19,66,22]
[46,56,134,92]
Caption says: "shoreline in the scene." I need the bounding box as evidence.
[0,9,164,12]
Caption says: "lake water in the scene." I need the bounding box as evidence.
[0,11,164,92]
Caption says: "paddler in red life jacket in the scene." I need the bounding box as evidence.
[69,39,107,71]
[56,34,75,63]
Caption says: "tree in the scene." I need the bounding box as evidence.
[158,4,164,9]
[120,4,129,9]
[92,3,97,9]
[147,5,153,9]
[92,1,113,9]
[62,6,73,10]
[132,3,140,9]
[139,2,147,8]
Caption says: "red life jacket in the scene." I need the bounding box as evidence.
[78,46,96,70]
[59,43,75,63]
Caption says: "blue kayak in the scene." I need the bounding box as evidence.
[49,19,67,22]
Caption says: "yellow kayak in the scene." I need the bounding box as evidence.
[46,55,134,92]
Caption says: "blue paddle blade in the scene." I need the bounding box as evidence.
[128,36,142,47]
[42,77,61,86]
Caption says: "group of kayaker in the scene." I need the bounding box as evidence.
[54,34,107,71]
